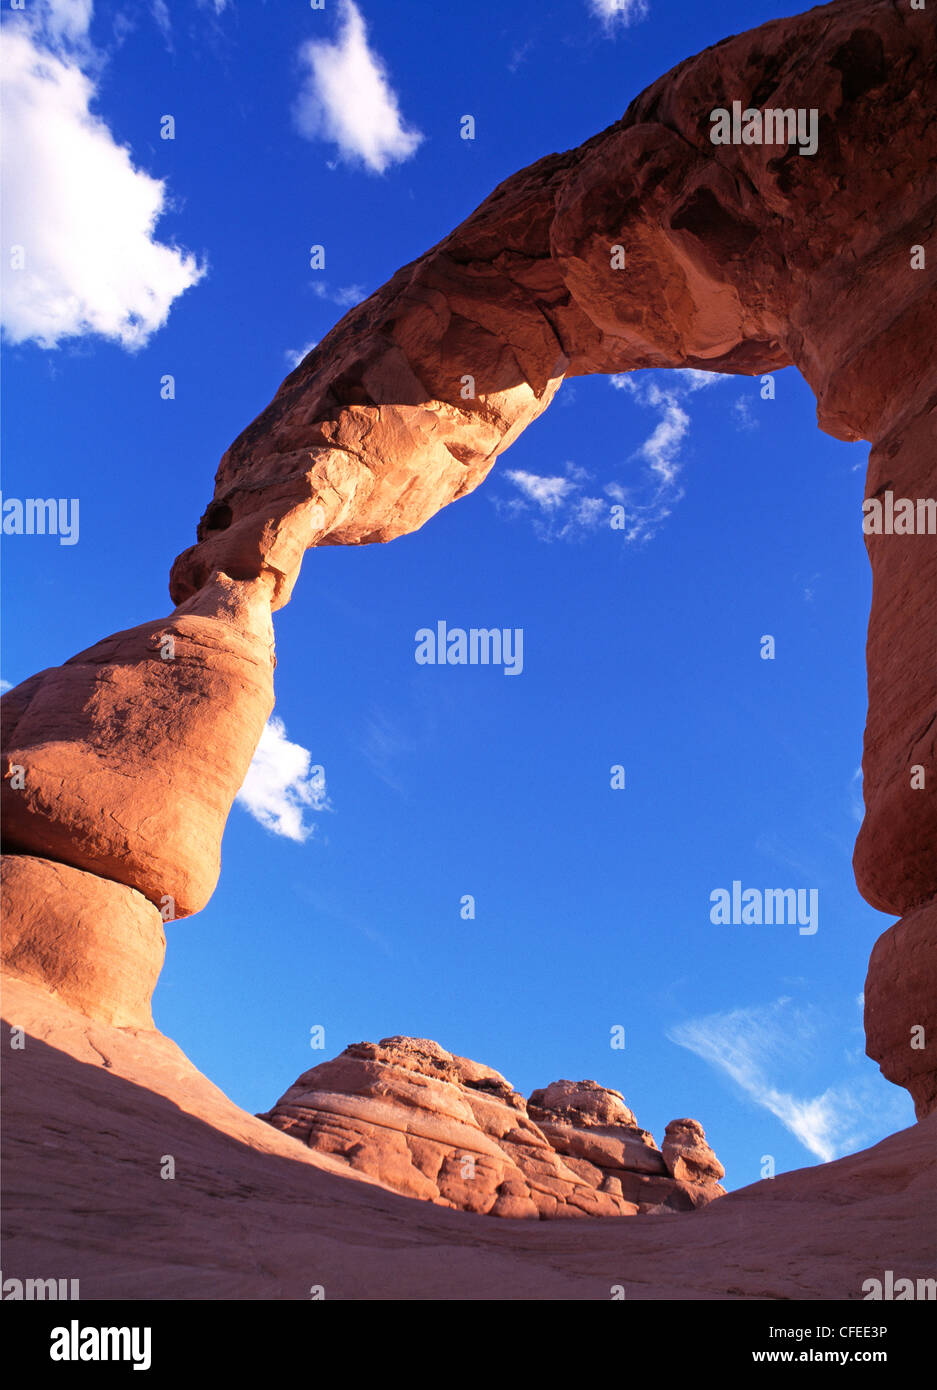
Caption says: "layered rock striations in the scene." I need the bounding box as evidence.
[260,1037,724,1218]
[0,0,934,1119]
[0,855,165,1030]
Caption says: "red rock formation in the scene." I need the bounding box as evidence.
[0,0,933,1119]
[855,404,937,919]
[527,1079,723,1210]
[662,1118,726,1189]
[1,575,275,919]
[260,1037,724,1217]
[864,902,937,1120]
[168,0,935,1111]
[1,855,164,1029]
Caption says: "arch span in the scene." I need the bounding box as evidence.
[1,0,934,1111]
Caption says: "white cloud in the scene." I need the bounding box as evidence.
[588,0,649,29]
[360,708,416,794]
[310,281,366,308]
[496,363,719,542]
[603,369,737,541]
[505,471,576,510]
[494,351,739,550]
[497,462,608,541]
[635,386,689,486]
[0,679,13,694]
[293,0,423,174]
[612,368,731,395]
[849,766,864,824]
[572,495,606,527]
[44,0,93,43]
[668,999,910,1163]
[285,339,319,368]
[733,395,759,431]
[1,8,204,351]
[235,716,331,843]
[672,368,727,391]
[151,0,171,43]
[508,40,533,73]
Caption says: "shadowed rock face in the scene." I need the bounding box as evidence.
[0,0,934,1153]
[260,1037,725,1218]
[864,902,937,1120]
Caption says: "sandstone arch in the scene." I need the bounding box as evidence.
[2,0,934,1117]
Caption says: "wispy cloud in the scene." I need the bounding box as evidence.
[668,998,910,1163]
[605,369,733,540]
[0,679,13,694]
[151,0,171,45]
[508,39,534,73]
[800,570,820,602]
[43,0,93,44]
[588,0,650,30]
[285,339,319,369]
[505,470,577,510]
[311,281,366,308]
[293,0,423,174]
[617,380,690,486]
[1,3,204,351]
[360,708,414,794]
[235,716,331,842]
[849,766,864,825]
[753,831,819,883]
[495,368,733,543]
[496,462,607,541]
[733,396,759,431]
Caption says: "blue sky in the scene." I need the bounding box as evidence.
[0,0,913,1193]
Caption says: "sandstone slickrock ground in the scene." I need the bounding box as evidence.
[2,976,934,1301]
[259,1037,725,1218]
